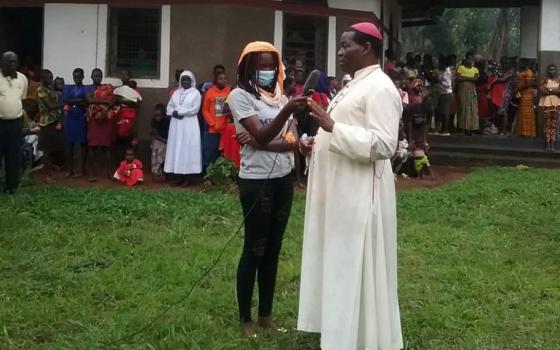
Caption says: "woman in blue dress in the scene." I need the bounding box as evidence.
[61,68,93,177]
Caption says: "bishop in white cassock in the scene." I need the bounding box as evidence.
[297,22,404,350]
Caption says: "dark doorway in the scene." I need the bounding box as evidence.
[0,7,44,76]
[283,14,328,74]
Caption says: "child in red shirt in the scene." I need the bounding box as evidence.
[113,148,144,186]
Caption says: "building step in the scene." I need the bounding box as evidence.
[429,150,560,168]
[430,143,560,160]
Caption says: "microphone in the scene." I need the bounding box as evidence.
[302,69,321,96]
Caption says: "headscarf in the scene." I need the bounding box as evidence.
[237,41,285,106]
[178,70,196,90]
[170,71,199,110]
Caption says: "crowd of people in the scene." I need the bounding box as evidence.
[385,49,560,178]
[3,45,560,194]
[1,52,148,193]
[0,50,343,194]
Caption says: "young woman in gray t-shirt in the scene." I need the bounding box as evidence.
[227,42,306,337]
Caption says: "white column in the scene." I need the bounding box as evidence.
[520,6,539,59]
[95,5,108,71]
[274,10,283,54]
[540,0,560,52]
[327,16,337,77]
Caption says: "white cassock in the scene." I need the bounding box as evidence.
[297,64,404,350]
[164,71,202,175]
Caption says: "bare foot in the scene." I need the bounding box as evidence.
[203,179,213,188]
[240,322,257,338]
[297,181,306,189]
[257,317,286,333]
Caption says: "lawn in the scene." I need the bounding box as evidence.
[1,168,559,350]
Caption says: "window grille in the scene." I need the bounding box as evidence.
[108,7,161,79]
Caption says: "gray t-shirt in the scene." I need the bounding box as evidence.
[227,88,293,180]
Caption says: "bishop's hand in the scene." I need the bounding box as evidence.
[307,98,334,133]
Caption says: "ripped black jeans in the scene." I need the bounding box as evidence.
[236,175,294,323]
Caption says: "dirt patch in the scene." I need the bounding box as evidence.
[31,165,472,192]
[395,165,472,191]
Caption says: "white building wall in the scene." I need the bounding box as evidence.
[43,3,170,88]
[328,0,381,16]
[540,0,560,51]
[43,4,100,85]
[520,6,539,58]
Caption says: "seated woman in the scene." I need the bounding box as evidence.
[113,148,144,186]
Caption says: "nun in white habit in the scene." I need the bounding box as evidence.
[164,71,202,183]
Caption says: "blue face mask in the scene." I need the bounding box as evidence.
[257,70,275,87]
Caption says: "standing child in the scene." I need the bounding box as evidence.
[202,71,231,166]
[113,148,144,186]
[150,103,170,180]
[405,79,432,147]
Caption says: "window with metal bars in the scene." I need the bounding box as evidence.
[107,7,161,79]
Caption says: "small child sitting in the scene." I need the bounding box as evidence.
[113,148,144,186]
[22,98,44,164]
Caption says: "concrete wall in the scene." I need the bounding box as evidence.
[130,4,276,141]
[539,0,560,75]
[169,4,275,86]
[520,6,539,59]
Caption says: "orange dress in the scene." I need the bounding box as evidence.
[515,70,536,138]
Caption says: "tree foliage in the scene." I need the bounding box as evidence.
[402,8,521,61]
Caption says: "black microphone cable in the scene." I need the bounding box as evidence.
[102,117,297,348]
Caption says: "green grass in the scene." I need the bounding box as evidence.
[1,167,559,350]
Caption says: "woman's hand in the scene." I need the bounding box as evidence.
[236,131,259,148]
[307,98,335,132]
[299,136,315,156]
[285,96,308,114]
